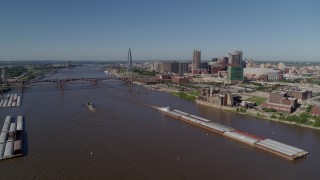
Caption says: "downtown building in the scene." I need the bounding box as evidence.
[192,49,201,74]
[171,61,190,75]
[150,61,190,74]
[228,51,243,66]
[226,64,244,84]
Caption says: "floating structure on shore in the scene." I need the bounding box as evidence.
[0,116,24,160]
[0,94,22,108]
[158,107,308,160]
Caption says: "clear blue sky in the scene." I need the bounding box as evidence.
[0,0,319,61]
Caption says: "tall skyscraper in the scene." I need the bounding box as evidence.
[171,62,190,75]
[234,51,243,62]
[228,50,243,65]
[192,49,201,69]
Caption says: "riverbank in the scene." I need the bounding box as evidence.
[117,71,320,130]
[196,99,320,130]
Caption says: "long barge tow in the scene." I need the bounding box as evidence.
[158,107,308,161]
[0,116,24,161]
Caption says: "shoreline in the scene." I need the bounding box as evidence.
[113,72,320,131]
[196,100,320,130]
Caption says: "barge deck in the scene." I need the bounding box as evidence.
[0,116,24,161]
[158,107,308,160]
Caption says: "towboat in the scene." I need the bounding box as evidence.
[86,102,95,111]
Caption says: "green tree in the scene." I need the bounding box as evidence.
[314,119,320,127]
[239,108,247,113]
[271,115,277,119]
[278,114,286,120]
[286,115,299,122]
[306,105,313,113]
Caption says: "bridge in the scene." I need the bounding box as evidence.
[1,50,158,93]
[27,76,118,85]
[3,74,158,94]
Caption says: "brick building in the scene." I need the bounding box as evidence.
[269,91,287,103]
[262,91,297,113]
[286,90,312,102]
[171,76,189,84]
[311,106,320,116]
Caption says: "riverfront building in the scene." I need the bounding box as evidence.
[286,90,312,102]
[311,106,320,116]
[262,91,298,113]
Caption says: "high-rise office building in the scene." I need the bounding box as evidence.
[171,62,180,74]
[179,62,190,74]
[171,62,190,75]
[228,51,243,66]
[227,64,244,84]
[234,51,243,62]
[192,49,201,69]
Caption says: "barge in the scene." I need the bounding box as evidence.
[158,107,308,160]
[0,116,24,161]
[0,94,22,108]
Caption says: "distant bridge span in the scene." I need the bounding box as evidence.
[5,75,158,93]
[26,76,119,86]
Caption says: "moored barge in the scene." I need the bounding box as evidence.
[0,116,24,161]
[158,107,308,160]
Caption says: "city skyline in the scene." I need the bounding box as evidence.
[0,0,319,61]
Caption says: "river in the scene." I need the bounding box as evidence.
[0,66,319,179]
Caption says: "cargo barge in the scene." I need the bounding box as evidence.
[0,116,24,160]
[0,94,22,108]
[158,107,308,160]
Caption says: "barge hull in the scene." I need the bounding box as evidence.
[158,107,308,161]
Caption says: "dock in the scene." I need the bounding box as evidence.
[0,116,24,160]
[158,107,308,160]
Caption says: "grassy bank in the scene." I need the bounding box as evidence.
[171,92,197,101]
[246,96,267,105]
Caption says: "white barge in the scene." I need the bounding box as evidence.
[0,94,22,108]
[0,116,24,160]
[158,107,308,160]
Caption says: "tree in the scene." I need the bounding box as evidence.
[239,108,247,113]
[286,115,299,122]
[306,105,313,113]
[314,119,320,127]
